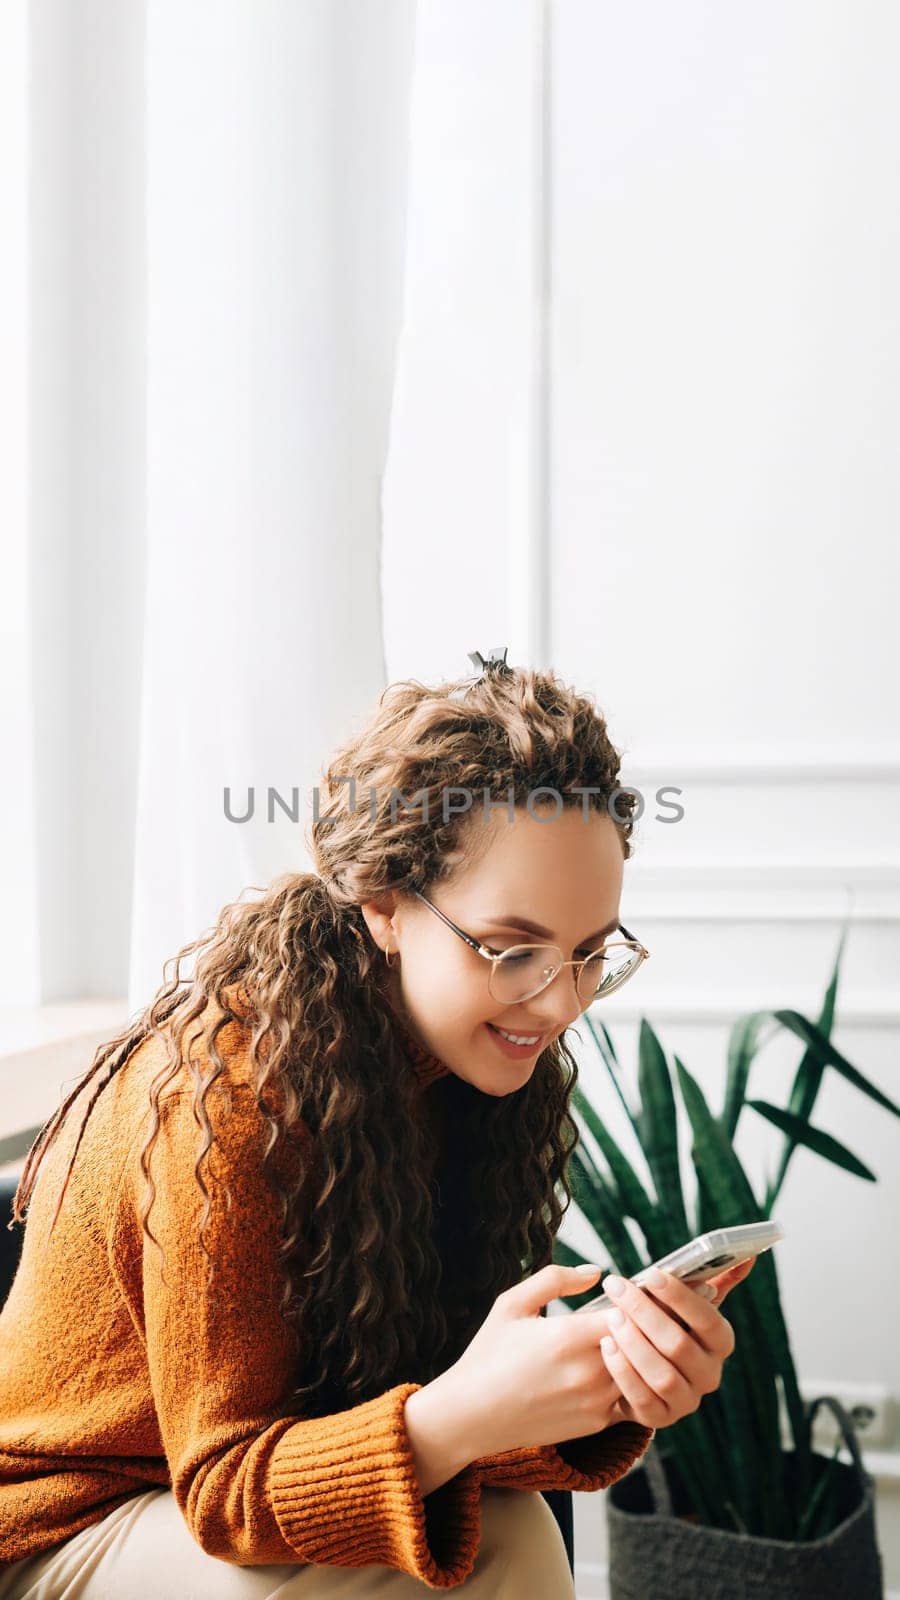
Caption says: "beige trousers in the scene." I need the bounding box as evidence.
[0,1486,576,1600]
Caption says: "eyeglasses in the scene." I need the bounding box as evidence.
[411,889,650,1008]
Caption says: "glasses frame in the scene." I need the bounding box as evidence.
[411,888,650,1007]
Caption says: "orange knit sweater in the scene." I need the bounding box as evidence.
[0,990,652,1588]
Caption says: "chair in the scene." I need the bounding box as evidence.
[0,1172,575,1575]
[0,1172,23,1309]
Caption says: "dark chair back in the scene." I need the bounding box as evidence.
[542,1487,575,1572]
[0,1172,24,1309]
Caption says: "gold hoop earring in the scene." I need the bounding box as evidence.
[385,944,395,968]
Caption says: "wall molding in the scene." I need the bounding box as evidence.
[583,994,900,1028]
[625,861,900,880]
[621,904,900,926]
[619,861,900,925]
[619,752,900,784]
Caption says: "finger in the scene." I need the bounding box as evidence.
[605,1270,734,1364]
[644,1279,716,1329]
[645,1269,736,1357]
[566,1308,622,1349]
[607,1392,639,1424]
[711,1256,757,1292]
[711,1254,756,1283]
[607,1295,722,1395]
[600,1334,673,1426]
[603,1271,716,1357]
[706,1255,758,1307]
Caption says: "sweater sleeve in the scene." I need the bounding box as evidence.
[108,1079,482,1587]
[471,1421,654,1493]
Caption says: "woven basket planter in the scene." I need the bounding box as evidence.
[606,1400,883,1600]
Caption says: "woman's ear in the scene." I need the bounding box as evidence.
[358,894,399,957]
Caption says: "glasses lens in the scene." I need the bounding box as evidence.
[577,945,643,1003]
[489,943,645,1005]
[490,946,561,1004]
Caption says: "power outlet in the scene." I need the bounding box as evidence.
[779,1382,896,1452]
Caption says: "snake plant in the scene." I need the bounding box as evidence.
[553,920,900,1539]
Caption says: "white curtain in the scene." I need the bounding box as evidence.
[381,0,549,685]
[130,1,418,1008]
[1,0,549,1015]
[0,0,421,1014]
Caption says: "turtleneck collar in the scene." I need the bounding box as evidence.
[394,1018,452,1092]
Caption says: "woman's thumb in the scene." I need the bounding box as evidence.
[504,1262,604,1316]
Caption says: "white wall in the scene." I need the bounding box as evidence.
[552,3,900,1588]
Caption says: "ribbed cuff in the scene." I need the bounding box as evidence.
[474,1421,654,1493]
[267,1382,483,1588]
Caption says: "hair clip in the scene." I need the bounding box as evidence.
[468,646,511,677]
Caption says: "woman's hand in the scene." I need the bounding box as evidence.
[598,1264,747,1429]
[441,1264,643,1458]
[438,1256,759,1459]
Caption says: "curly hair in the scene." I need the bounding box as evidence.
[12,660,637,1419]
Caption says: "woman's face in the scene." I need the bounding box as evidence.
[362,805,626,1098]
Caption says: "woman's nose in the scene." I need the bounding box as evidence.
[526,969,584,1032]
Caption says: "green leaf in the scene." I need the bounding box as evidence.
[817,920,845,1040]
[765,922,847,1210]
[566,1149,644,1277]
[709,1312,765,1531]
[571,1130,608,1193]
[748,1100,877,1182]
[582,1010,643,1147]
[551,1237,585,1270]
[595,1014,620,1064]
[696,1304,779,1534]
[673,1054,811,1505]
[796,1446,843,1541]
[772,1010,900,1118]
[570,1080,671,1259]
[636,1020,688,1236]
[674,1115,787,1535]
[661,1411,735,1529]
[722,1011,775,1140]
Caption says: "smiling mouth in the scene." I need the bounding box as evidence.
[486,1023,546,1048]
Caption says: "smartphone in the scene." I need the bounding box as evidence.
[572,1220,784,1314]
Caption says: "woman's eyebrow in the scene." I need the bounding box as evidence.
[479,913,620,943]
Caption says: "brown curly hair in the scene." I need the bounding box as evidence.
[12,660,637,1419]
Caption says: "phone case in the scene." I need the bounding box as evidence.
[572,1219,784,1314]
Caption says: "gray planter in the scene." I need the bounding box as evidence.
[606,1399,883,1599]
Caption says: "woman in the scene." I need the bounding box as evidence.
[0,654,751,1596]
